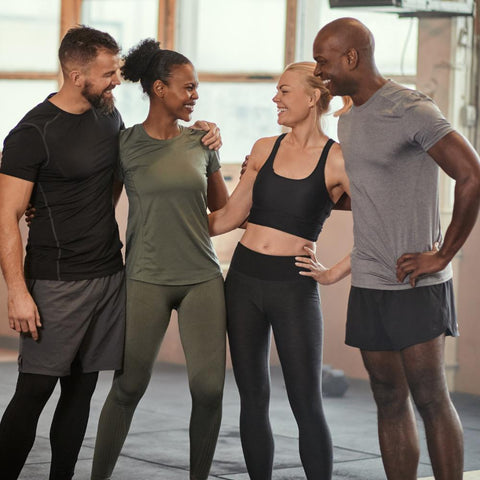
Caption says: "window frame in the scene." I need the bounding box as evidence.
[0,0,416,89]
[0,0,81,84]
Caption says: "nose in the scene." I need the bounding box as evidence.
[112,71,121,86]
[314,63,321,77]
[192,89,199,100]
[272,92,279,103]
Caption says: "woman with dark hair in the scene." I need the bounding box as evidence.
[208,62,351,480]
[91,39,229,480]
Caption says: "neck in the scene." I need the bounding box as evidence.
[48,86,92,114]
[286,114,327,149]
[143,106,181,140]
[351,73,388,107]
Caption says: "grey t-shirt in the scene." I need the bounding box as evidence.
[338,80,454,290]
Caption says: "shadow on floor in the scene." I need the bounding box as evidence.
[0,361,478,479]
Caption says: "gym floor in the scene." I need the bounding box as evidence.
[0,355,478,479]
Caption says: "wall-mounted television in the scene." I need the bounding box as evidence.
[328,0,474,17]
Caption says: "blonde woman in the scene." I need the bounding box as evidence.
[209,62,351,480]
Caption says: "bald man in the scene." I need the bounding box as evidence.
[313,17,480,480]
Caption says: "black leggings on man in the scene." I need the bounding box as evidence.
[225,243,332,480]
[0,367,98,480]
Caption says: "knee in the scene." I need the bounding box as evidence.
[190,376,224,411]
[369,376,410,417]
[409,380,449,419]
[238,381,270,412]
[16,374,57,405]
[110,372,151,407]
[291,396,324,426]
[61,371,98,400]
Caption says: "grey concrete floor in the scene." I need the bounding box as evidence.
[0,361,478,479]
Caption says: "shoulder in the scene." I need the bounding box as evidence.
[250,135,279,157]
[105,106,124,128]
[11,99,58,133]
[180,127,214,154]
[248,135,280,171]
[120,124,140,141]
[4,102,53,147]
[327,140,343,158]
[380,82,439,117]
[324,140,349,193]
[326,141,345,170]
[183,126,208,145]
[119,124,144,159]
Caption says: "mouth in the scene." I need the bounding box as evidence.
[277,108,287,114]
[322,79,332,90]
[185,103,195,112]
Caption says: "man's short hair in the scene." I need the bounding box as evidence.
[59,25,120,70]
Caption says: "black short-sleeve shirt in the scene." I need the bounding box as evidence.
[0,96,124,280]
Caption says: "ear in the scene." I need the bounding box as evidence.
[69,69,83,87]
[310,88,321,107]
[344,48,359,69]
[153,79,166,98]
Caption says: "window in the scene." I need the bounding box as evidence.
[297,0,419,140]
[0,0,60,142]
[0,0,419,151]
[0,1,60,72]
[177,0,287,73]
[175,0,291,162]
[320,6,418,76]
[0,80,58,142]
[81,0,159,127]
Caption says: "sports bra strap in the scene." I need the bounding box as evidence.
[264,133,287,168]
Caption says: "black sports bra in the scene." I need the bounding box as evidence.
[249,134,335,242]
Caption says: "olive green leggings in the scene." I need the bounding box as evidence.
[91,276,226,480]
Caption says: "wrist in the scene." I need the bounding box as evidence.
[7,280,29,296]
[436,248,454,267]
[324,267,336,285]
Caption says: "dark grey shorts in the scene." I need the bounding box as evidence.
[20,269,126,376]
[346,279,458,351]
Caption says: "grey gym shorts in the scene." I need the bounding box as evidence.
[346,279,458,351]
[19,269,126,376]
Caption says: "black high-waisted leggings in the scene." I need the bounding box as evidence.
[225,243,332,480]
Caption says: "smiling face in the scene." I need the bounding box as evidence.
[80,49,121,114]
[272,69,316,128]
[313,32,353,98]
[160,63,199,122]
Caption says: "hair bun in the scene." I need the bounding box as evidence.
[121,38,161,83]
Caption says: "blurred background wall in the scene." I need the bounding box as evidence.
[0,0,479,394]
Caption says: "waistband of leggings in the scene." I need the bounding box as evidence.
[228,242,307,281]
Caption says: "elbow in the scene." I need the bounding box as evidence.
[469,170,480,204]
[457,166,480,203]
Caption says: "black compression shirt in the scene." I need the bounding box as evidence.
[0,96,124,280]
[249,134,335,242]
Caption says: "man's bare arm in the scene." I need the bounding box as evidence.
[397,132,480,286]
[0,173,41,339]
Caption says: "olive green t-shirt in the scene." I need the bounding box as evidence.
[119,124,222,285]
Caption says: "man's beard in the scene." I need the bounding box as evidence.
[81,82,115,115]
